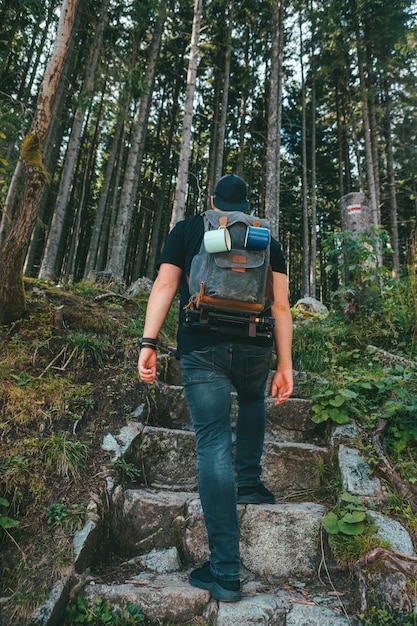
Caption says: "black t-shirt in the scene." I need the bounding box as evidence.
[157,214,287,357]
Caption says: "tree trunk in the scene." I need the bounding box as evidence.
[83,115,126,280]
[145,74,183,279]
[351,0,379,231]
[206,71,221,207]
[0,160,23,247]
[310,35,317,297]
[265,0,285,239]
[107,1,166,280]
[65,97,102,282]
[300,11,310,298]
[236,24,250,180]
[23,38,78,277]
[39,0,110,281]
[214,0,234,183]
[383,83,400,276]
[169,0,203,230]
[18,0,58,104]
[0,0,78,325]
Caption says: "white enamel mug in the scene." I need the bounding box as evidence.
[204,228,232,253]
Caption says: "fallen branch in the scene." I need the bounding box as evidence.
[38,346,66,378]
[361,547,417,576]
[354,546,417,615]
[368,345,417,370]
[373,418,417,512]
[94,292,132,302]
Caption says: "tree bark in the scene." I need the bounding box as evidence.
[350,0,379,231]
[39,0,110,281]
[169,0,203,230]
[383,82,400,276]
[83,114,126,280]
[0,0,78,325]
[214,0,234,184]
[310,52,317,297]
[265,0,285,239]
[107,1,166,280]
[299,10,310,298]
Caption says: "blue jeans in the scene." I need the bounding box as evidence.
[180,342,272,581]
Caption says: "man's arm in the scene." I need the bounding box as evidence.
[270,271,293,405]
[138,263,182,384]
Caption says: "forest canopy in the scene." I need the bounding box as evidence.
[0,0,416,309]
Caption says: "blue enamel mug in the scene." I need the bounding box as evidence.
[244,226,270,250]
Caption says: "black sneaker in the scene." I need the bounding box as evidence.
[237,482,275,504]
[189,562,241,602]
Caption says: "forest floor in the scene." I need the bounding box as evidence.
[0,278,156,625]
[1,278,416,626]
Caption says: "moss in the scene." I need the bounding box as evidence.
[21,133,49,184]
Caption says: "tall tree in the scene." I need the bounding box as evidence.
[107,1,166,280]
[265,0,286,239]
[350,0,379,231]
[0,0,78,324]
[38,0,110,281]
[299,5,310,297]
[169,0,203,229]
[214,0,234,184]
[82,105,127,280]
[309,0,317,296]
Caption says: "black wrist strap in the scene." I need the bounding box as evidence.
[139,337,157,351]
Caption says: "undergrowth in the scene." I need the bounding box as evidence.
[0,249,416,624]
[0,279,178,624]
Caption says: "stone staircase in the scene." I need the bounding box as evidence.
[32,357,362,625]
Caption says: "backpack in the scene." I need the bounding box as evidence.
[185,210,275,338]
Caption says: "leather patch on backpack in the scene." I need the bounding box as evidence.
[232,255,247,264]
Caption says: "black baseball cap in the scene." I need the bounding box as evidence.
[213,174,250,212]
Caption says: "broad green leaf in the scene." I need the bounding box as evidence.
[339,388,359,399]
[323,512,339,534]
[0,515,20,529]
[329,395,345,407]
[338,519,366,535]
[330,409,350,424]
[340,510,366,524]
[340,492,360,504]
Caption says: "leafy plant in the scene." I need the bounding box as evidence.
[63,595,145,625]
[42,433,88,480]
[45,501,86,531]
[0,496,19,531]
[358,604,417,625]
[325,227,390,293]
[113,457,142,482]
[323,493,388,566]
[323,492,371,537]
[311,387,358,424]
[10,372,33,389]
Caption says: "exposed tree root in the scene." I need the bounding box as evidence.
[354,547,417,614]
[373,418,417,514]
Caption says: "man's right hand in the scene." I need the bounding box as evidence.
[138,348,157,384]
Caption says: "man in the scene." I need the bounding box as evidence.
[138,174,293,602]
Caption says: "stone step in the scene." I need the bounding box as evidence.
[109,487,326,580]
[82,570,354,625]
[126,424,329,497]
[142,376,318,445]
